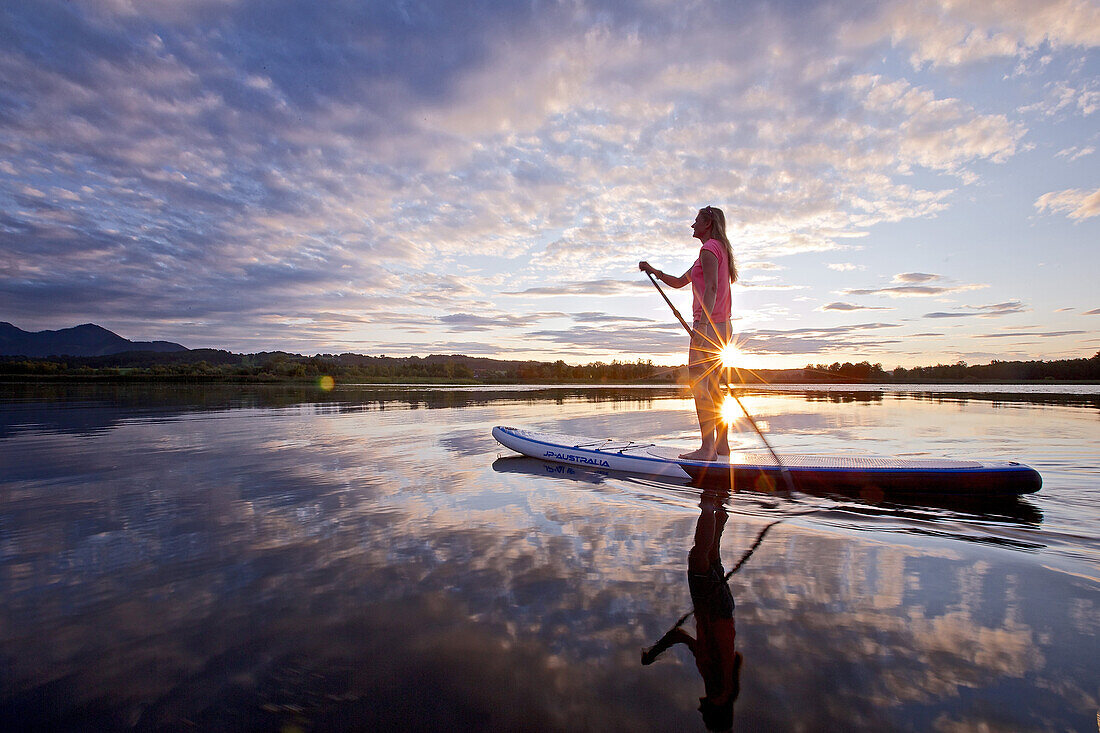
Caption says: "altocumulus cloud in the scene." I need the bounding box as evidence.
[821,302,892,312]
[842,273,987,298]
[503,280,647,298]
[1035,187,1100,221]
[924,301,1029,318]
[737,323,904,357]
[977,330,1085,338]
[0,0,1096,361]
[438,313,549,332]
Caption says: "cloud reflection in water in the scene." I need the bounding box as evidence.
[0,384,1096,730]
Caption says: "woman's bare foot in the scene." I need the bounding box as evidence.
[679,446,718,461]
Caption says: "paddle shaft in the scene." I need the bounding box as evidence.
[666,516,784,630]
[644,271,796,493]
[646,271,692,333]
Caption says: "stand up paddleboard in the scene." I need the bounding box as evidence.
[492,426,1042,499]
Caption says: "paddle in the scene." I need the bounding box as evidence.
[644,271,796,493]
[641,510,806,668]
[649,516,783,640]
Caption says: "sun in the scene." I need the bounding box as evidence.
[718,341,741,369]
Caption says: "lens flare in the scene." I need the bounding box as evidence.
[720,394,739,425]
[718,341,741,369]
[318,375,335,391]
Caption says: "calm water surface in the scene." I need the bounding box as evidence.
[1,383,1098,731]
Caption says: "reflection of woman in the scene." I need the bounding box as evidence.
[639,206,739,460]
[642,489,741,731]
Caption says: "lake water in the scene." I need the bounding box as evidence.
[1,382,1097,731]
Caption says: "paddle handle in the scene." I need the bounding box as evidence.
[646,271,693,335]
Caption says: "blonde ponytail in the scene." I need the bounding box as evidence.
[700,206,737,283]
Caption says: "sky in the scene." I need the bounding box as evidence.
[1,0,1098,369]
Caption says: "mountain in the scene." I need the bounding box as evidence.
[0,322,188,357]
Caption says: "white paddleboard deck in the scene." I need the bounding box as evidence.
[492,425,1041,497]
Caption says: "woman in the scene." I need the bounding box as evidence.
[639,206,738,460]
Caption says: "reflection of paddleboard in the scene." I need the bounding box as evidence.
[492,426,1042,498]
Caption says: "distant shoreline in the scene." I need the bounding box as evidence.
[3,348,1098,385]
[2,374,1098,386]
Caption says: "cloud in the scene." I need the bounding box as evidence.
[821,82,1024,184]
[820,302,892,312]
[737,322,904,356]
[843,284,987,298]
[1034,187,1100,220]
[1055,145,1096,160]
[923,301,1029,318]
[740,282,810,292]
[1019,79,1100,117]
[374,341,517,356]
[976,330,1085,338]
[733,322,900,354]
[437,313,550,332]
[840,273,988,299]
[742,261,785,272]
[523,320,909,361]
[502,280,645,297]
[827,263,864,272]
[525,323,687,359]
[749,323,901,336]
[893,272,940,284]
[1083,308,1100,315]
[842,0,1100,69]
[0,0,1091,361]
[568,312,654,324]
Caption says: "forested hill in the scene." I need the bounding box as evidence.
[0,322,187,357]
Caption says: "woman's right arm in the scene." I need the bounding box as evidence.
[639,261,690,288]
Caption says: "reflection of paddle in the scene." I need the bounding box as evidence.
[645,272,796,494]
[644,514,785,655]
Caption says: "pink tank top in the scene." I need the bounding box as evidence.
[690,239,732,322]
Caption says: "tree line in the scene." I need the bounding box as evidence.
[889,353,1100,382]
[0,350,667,383]
[804,353,1100,382]
[2,350,1097,384]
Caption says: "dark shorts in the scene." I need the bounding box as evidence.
[688,561,735,619]
[688,319,732,377]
